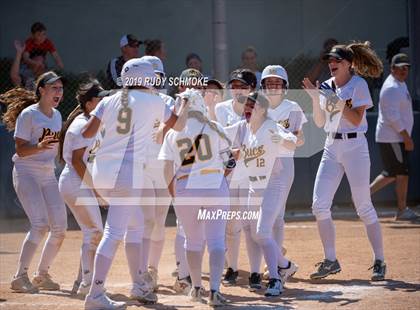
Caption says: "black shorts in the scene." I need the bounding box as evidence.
[378,142,409,177]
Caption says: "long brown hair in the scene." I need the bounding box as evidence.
[1,87,38,131]
[58,80,102,163]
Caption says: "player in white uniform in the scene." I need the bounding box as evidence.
[4,72,67,293]
[225,92,297,296]
[302,42,387,281]
[82,58,188,310]
[138,56,175,290]
[58,81,110,296]
[214,69,257,286]
[159,88,236,306]
[260,65,307,281]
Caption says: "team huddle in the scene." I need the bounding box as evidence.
[3,41,391,310]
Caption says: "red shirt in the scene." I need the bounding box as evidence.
[24,37,56,56]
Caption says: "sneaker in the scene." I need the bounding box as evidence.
[11,273,39,293]
[32,273,60,290]
[395,208,419,221]
[222,267,238,286]
[208,290,229,307]
[310,259,341,279]
[278,261,299,284]
[148,266,159,291]
[248,272,262,291]
[129,281,157,304]
[85,291,126,310]
[264,278,283,297]
[188,286,206,303]
[71,280,81,294]
[173,275,191,295]
[370,260,386,281]
[77,281,91,297]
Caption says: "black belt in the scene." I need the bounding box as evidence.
[330,132,358,139]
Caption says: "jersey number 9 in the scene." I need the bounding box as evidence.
[116,107,133,134]
[177,134,212,166]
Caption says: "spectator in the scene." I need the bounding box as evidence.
[23,22,64,70]
[106,34,142,89]
[144,39,166,60]
[370,53,417,221]
[186,53,203,72]
[10,40,46,90]
[307,38,338,84]
[241,46,262,86]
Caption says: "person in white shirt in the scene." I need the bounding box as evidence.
[225,91,297,296]
[58,81,110,296]
[214,69,257,286]
[82,58,188,310]
[3,71,66,293]
[370,53,417,221]
[303,42,387,281]
[159,88,235,306]
[260,65,307,282]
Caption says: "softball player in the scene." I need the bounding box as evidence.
[82,58,188,310]
[260,65,307,281]
[302,42,386,281]
[225,92,297,296]
[159,88,236,306]
[138,56,174,290]
[58,81,110,296]
[4,72,67,293]
[214,69,256,286]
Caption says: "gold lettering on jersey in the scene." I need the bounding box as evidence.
[242,145,265,167]
[87,140,101,163]
[278,119,290,129]
[345,99,352,108]
[38,128,60,142]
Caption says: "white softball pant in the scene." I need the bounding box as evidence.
[58,167,103,249]
[141,159,171,241]
[13,162,67,247]
[312,135,378,224]
[173,176,230,252]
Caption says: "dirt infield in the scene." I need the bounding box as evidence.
[0,215,419,309]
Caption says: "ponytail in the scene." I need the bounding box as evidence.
[1,87,38,131]
[347,41,383,78]
[188,110,232,146]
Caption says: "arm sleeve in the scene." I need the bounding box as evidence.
[351,79,373,109]
[380,88,405,133]
[158,134,174,161]
[162,104,172,123]
[46,39,56,53]
[14,110,32,141]
[90,98,107,120]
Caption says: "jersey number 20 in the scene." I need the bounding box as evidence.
[177,134,212,166]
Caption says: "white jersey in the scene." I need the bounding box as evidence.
[320,75,373,133]
[158,118,230,188]
[375,74,414,143]
[215,99,244,127]
[268,99,307,156]
[90,89,172,188]
[62,113,97,171]
[13,103,62,167]
[146,92,175,161]
[228,119,297,189]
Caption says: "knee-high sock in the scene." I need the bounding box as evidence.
[243,226,262,274]
[125,242,143,283]
[365,221,384,261]
[209,248,225,291]
[141,238,150,272]
[89,254,113,297]
[186,250,202,288]
[15,238,38,277]
[81,243,95,284]
[317,218,336,261]
[260,238,279,280]
[226,233,240,271]
[37,233,65,275]
[149,239,164,269]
